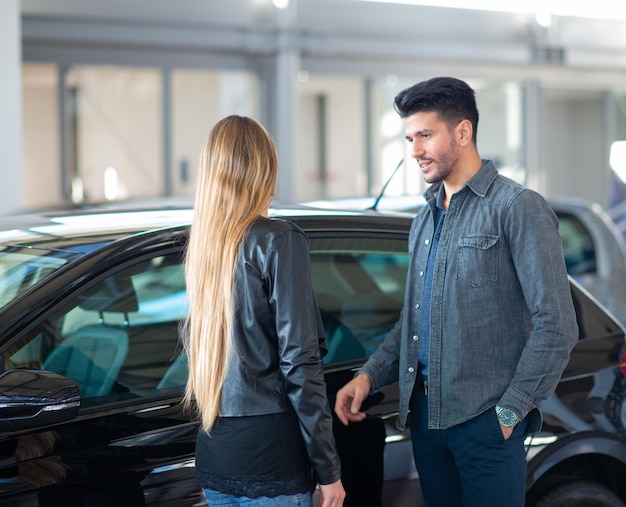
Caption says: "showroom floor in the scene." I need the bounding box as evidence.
[381,479,424,506]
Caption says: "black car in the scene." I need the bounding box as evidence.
[0,203,625,506]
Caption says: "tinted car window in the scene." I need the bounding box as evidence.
[0,250,68,309]
[557,211,597,275]
[5,254,186,404]
[5,235,409,400]
[309,236,408,364]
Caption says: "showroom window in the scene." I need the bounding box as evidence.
[294,74,527,202]
[22,63,259,208]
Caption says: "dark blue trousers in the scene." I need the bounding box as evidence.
[410,388,528,507]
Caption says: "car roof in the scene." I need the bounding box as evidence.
[304,194,610,214]
[0,201,416,329]
[0,200,412,248]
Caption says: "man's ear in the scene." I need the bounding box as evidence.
[456,119,473,146]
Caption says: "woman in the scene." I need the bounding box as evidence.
[182,115,345,507]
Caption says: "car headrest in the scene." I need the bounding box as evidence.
[77,276,139,313]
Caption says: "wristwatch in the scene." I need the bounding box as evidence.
[495,405,519,427]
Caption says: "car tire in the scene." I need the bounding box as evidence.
[535,480,625,507]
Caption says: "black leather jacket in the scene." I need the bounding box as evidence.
[219,216,341,485]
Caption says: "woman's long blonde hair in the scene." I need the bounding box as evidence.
[182,115,278,433]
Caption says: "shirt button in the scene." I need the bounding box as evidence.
[424,239,430,245]
[415,303,420,309]
[408,367,415,373]
[419,271,424,277]
[412,335,419,341]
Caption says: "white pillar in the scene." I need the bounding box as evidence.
[273,0,299,202]
[523,80,546,194]
[0,0,22,214]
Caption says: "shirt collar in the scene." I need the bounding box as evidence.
[435,184,446,212]
[465,160,498,198]
[423,159,498,203]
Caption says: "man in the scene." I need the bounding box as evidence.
[334,77,579,507]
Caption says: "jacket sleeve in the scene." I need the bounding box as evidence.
[265,226,342,485]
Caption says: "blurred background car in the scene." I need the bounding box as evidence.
[0,203,624,506]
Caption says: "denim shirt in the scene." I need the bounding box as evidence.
[360,160,579,431]
[417,185,446,379]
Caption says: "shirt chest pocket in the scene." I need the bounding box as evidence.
[456,234,499,287]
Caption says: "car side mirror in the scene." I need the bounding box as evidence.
[0,369,81,431]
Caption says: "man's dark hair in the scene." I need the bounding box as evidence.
[393,77,479,144]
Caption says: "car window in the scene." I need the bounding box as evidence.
[5,254,188,405]
[4,234,410,401]
[0,250,68,309]
[557,211,597,275]
[309,236,408,364]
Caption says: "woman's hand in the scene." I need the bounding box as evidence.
[317,479,346,506]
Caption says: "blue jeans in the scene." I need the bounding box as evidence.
[203,488,312,506]
[410,388,528,507]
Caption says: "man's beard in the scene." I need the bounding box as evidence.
[421,142,459,185]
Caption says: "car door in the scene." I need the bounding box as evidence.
[0,241,201,506]
[301,219,415,494]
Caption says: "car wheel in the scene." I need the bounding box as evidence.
[535,481,625,507]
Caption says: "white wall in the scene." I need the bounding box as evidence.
[171,70,260,198]
[72,67,163,202]
[22,64,61,209]
[296,76,366,201]
[545,91,607,206]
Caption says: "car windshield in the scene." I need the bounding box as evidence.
[0,247,70,310]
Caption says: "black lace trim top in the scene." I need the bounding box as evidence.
[195,412,315,498]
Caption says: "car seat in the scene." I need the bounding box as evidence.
[320,309,366,364]
[43,325,129,397]
[43,275,138,397]
[157,352,188,389]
